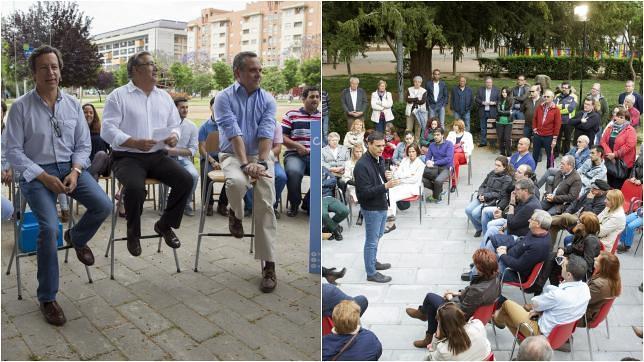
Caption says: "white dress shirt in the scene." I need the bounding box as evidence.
[350,89,358,111]
[433,82,440,102]
[101,81,181,153]
[485,89,492,111]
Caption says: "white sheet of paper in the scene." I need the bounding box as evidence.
[151,128,171,151]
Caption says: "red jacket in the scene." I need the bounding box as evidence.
[600,123,637,168]
[532,103,562,137]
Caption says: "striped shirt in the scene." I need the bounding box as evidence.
[322,90,329,116]
[282,107,320,151]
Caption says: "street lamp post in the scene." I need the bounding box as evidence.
[574,4,589,100]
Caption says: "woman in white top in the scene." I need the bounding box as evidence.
[385,143,425,232]
[322,132,349,177]
[341,143,364,205]
[597,189,626,250]
[371,80,394,134]
[426,303,491,361]
[343,118,366,152]
[406,76,428,140]
[446,119,474,192]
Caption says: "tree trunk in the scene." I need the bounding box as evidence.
[396,30,404,102]
[452,51,457,75]
[410,39,433,81]
[97,89,102,103]
[346,59,352,75]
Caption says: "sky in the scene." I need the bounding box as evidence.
[1,0,247,36]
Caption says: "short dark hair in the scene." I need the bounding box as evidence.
[566,255,587,281]
[591,144,605,156]
[28,45,64,74]
[127,51,152,78]
[232,51,258,73]
[516,179,535,195]
[174,97,188,107]
[302,86,320,99]
[433,127,444,135]
[561,81,570,88]
[209,96,216,107]
[405,143,421,157]
[367,131,384,143]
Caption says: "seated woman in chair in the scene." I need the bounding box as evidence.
[578,251,621,327]
[385,143,425,233]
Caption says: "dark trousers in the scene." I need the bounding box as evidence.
[112,151,192,237]
[555,123,574,156]
[420,292,446,334]
[496,123,512,156]
[533,135,554,168]
[199,155,228,208]
[422,166,449,199]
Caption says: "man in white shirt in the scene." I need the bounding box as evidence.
[340,77,368,131]
[101,52,193,257]
[171,97,199,216]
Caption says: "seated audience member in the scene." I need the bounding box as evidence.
[385,143,425,233]
[617,149,643,253]
[392,131,416,166]
[197,96,225,216]
[323,132,349,177]
[517,335,553,361]
[492,254,591,339]
[596,189,627,251]
[382,122,399,168]
[481,178,542,245]
[426,303,492,361]
[322,167,349,240]
[170,97,199,216]
[446,119,473,192]
[548,212,601,285]
[465,156,513,237]
[567,135,591,169]
[83,103,111,180]
[577,145,607,195]
[421,127,453,203]
[569,97,601,147]
[271,120,288,218]
[601,108,637,189]
[624,94,641,127]
[340,143,363,205]
[407,249,500,349]
[322,283,368,317]
[509,137,536,172]
[420,118,441,154]
[322,266,346,284]
[578,251,622,327]
[540,155,582,215]
[342,118,365,152]
[549,179,609,246]
[322,300,382,361]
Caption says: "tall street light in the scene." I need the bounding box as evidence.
[574,4,589,100]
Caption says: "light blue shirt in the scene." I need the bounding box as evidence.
[214,81,276,155]
[175,118,198,161]
[5,89,90,182]
[532,280,590,336]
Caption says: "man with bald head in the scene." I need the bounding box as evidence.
[340,77,368,131]
[517,335,553,360]
[509,137,536,171]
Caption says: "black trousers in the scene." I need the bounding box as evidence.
[555,123,574,156]
[422,166,449,199]
[112,151,192,237]
[496,123,512,156]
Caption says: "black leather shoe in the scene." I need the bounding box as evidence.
[355,212,363,226]
[40,301,66,326]
[336,225,343,234]
[127,233,142,257]
[384,224,396,234]
[474,230,482,237]
[367,272,392,283]
[228,210,244,238]
[332,229,343,241]
[287,207,298,217]
[216,204,228,217]
[154,221,181,249]
[375,261,391,270]
[324,267,346,284]
[64,230,94,266]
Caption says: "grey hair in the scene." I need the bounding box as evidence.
[413,75,423,82]
[232,51,258,73]
[485,76,493,82]
[625,94,636,104]
[566,254,588,281]
[127,51,152,78]
[561,154,576,168]
[327,132,341,141]
[517,335,553,361]
[531,210,552,230]
[516,179,535,195]
[577,135,590,145]
[349,77,359,84]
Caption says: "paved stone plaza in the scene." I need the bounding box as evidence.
[1,181,319,361]
[323,147,643,361]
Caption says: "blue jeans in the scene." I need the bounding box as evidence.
[20,162,112,302]
[512,111,525,121]
[465,198,484,232]
[322,283,368,316]
[375,120,386,134]
[483,218,508,247]
[453,111,471,132]
[480,206,497,236]
[362,209,387,276]
[1,195,13,220]
[284,152,310,209]
[533,135,554,168]
[480,111,491,145]
[429,106,446,128]
[322,115,329,147]
[621,212,643,247]
[176,158,199,209]
[274,161,287,208]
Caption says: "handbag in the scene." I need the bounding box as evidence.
[605,158,628,179]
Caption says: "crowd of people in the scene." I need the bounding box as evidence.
[322,74,642,360]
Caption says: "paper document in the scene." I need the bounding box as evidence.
[151,128,171,151]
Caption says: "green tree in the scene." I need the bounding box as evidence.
[262,67,287,94]
[298,57,321,87]
[112,64,128,87]
[211,61,233,90]
[192,72,213,98]
[282,58,301,89]
[322,1,368,74]
[169,62,193,92]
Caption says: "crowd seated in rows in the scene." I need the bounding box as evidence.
[509,137,536,172]
[421,127,453,203]
[579,251,622,327]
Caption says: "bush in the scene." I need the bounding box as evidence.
[601,58,643,80]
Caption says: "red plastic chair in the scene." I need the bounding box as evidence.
[599,233,622,255]
[502,262,544,304]
[483,351,495,361]
[401,185,423,224]
[579,298,615,361]
[621,180,643,213]
[510,319,577,360]
[472,302,499,349]
[322,315,334,336]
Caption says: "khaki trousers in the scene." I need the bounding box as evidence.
[550,213,579,247]
[220,153,277,262]
[405,115,422,140]
[495,300,541,338]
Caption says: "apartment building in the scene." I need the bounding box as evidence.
[186,1,321,67]
[93,20,188,71]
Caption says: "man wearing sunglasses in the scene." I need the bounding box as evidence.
[5,45,112,326]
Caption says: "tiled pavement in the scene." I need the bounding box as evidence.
[1,181,319,361]
[323,146,643,361]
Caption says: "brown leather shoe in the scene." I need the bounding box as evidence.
[154,221,181,248]
[64,230,94,266]
[217,203,229,217]
[228,210,243,238]
[260,262,276,293]
[413,332,433,348]
[633,326,643,339]
[406,307,427,321]
[60,210,70,223]
[40,301,66,326]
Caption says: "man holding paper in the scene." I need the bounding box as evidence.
[102,51,192,257]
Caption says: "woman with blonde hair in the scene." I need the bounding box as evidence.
[578,251,622,327]
[446,119,473,192]
[322,300,382,361]
[426,303,491,361]
[370,80,394,134]
[597,189,626,251]
[343,118,366,152]
[341,143,364,205]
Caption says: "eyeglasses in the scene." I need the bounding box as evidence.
[136,62,156,67]
[529,90,537,93]
[49,115,61,138]
[543,95,553,98]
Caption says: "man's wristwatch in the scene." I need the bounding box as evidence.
[72,167,83,175]
[257,160,268,170]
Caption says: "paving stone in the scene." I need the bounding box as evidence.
[201,334,264,361]
[128,280,181,310]
[1,337,33,361]
[209,288,269,322]
[74,295,127,329]
[94,349,128,360]
[1,310,20,339]
[116,300,173,336]
[59,274,97,301]
[361,304,403,325]
[103,322,168,360]
[253,292,317,326]
[255,313,318,355]
[170,268,226,295]
[208,309,280,350]
[91,278,138,306]
[167,285,222,317]
[58,317,115,359]
[152,327,218,360]
[159,303,221,342]
[11,311,79,360]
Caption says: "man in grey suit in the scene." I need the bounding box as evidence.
[340,77,368,131]
[521,85,542,138]
[511,74,531,121]
[425,69,449,128]
[475,77,500,147]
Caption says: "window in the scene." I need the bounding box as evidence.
[294,21,302,28]
[293,34,301,41]
[120,41,127,47]
[219,43,225,48]
[127,40,135,46]
[295,7,302,14]
[105,44,112,50]
[219,53,225,58]
[220,32,225,37]
[243,29,250,34]
[128,48,135,54]
[112,42,119,49]
[220,21,226,27]
[144,45,148,50]
[120,49,127,55]
[113,51,119,56]
[242,40,249,45]
[137,46,144,51]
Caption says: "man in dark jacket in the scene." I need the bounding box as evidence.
[618,80,643,114]
[511,74,531,121]
[475,77,500,146]
[340,77,368,131]
[569,98,601,147]
[521,85,542,138]
[354,132,399,283]
[589,83,610,145]
[322,167,348,240]
[450,75,473,131]
[425,69,449,128]
[553,82,577,156]
[541,155,582,215]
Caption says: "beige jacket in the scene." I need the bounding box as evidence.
[597,207,626,250]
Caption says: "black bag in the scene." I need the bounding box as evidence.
[605,158,628,180]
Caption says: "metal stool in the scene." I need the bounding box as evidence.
[6,184,92,300]
[194,170,255,272]
[104,173,180,279]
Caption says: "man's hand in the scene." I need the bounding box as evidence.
[207,156,220,170]
[164,134,178,148]
[296,144,309,156]
[551,138,557,148]
[62,170,79,193]
[496,246,507,256]
[545,194,554,202]
[385,178,400,189]
[40,174,67,194]
[587,191,595,199]
[629,177,642,185]
[509,191,517,205]
[242,162,271,179]
[385,170,393,181]
[493,208,502,219]
[605,153,615,160]
[135,139,157,151]
[1,169,12,184]
[425,159,434,168]
[557,248,565,257]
